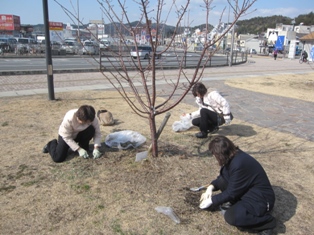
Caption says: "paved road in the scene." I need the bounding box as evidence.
[1,55,313,141]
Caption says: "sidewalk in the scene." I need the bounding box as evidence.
[1,56,313,141]
[0,55,312,97]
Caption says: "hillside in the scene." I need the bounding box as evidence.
[236,12,314,34]
[31,12,314,36]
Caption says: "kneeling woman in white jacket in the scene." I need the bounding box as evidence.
[186,82,233,138]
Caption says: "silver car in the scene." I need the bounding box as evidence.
[62,41,80,54]
[130,45,152,59]
[0,37,17,52]
[81,40,99,55]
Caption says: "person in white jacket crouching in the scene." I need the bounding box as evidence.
[182,82,233,138]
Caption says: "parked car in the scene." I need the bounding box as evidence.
[0,37,17,52]
[295,48,302,56]
[62,41,80,54]
[80,40,99,55]
[130,45,153,59]
[15,37,39,54]
[250,49,257,54]
[99,39,110,49]
[224,47,231,54]
[40,40,63,54]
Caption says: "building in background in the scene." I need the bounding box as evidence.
[0,14,21,36]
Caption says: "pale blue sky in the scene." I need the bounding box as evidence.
[1,0,313,27]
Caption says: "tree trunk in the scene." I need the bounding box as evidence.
[149,113,158,157]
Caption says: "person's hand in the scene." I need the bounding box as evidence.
[224,115,231,125]
[93,148,102,159]
[200,185,214,202]
[78,148,89,159]
[199,196,212,209]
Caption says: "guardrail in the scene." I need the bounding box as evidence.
[99,47,248,71]
[0,48,248,75]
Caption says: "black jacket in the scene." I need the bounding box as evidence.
[211,150,275,214]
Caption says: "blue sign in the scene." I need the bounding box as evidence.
[275,36,285,50]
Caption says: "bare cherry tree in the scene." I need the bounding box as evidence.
[54,0,257,157]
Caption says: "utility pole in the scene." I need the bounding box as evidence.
[77,0,80,40]
[229,24,235,67]
[42,0,55,100]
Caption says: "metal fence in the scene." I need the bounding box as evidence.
[99,46,248,71]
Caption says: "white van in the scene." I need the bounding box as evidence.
[15,37,38,53]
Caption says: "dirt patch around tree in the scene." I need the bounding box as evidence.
[1,72,314,235]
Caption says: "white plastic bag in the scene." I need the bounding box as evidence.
[155,206,181,224]
[172,115,193,132]
[105,130,146,150]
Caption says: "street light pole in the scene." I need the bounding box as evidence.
[229,23,235,67]
[77,0,80,40]
[42,0,55,100]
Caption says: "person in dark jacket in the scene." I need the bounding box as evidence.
[199,135,276,235]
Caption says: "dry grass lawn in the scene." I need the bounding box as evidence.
[1,73,314,235]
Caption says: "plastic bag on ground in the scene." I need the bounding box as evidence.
[155,206,181,224]
[172,116,193,132]
[105,130,146,150]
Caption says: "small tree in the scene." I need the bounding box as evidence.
[55,0,257,157]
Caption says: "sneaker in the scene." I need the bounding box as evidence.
[42,144,48,153]
[195,131,208,138]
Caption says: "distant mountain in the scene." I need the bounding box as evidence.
[31,12,314,36]
[236,12,314,34]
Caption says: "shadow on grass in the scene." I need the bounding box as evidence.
[193,123,257,157]
[219,123,257,137]
[272,186,297,234]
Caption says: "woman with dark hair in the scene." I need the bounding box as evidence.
[182,82,232,138]
[200,136,276,235]
[42,105,103,163]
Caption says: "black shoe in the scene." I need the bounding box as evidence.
[258,229,273,235]
[219,202,232,215]
[195,131,208,138]
[42,144,48,153]
[220,202,232,210]
[237,227,274,235]
[209,126,219,134]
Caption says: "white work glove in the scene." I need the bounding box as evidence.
[200,185,214,202]
[78,148,89,159]
[224,115,231,125]
[199,196,213,209]
[93,148,102,159]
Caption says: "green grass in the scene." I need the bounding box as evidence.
[1,121,9,126]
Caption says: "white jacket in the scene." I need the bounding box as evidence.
[190,90,231,119]
[58,109,102,151]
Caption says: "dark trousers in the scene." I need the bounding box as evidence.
[192,108,218,132]
[215,176,276,231]
[47,125,95,163]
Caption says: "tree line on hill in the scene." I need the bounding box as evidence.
[190,12,314,35]
[31,12,314,38]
